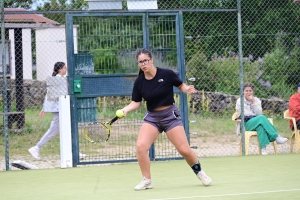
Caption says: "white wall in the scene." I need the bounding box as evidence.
[127,0,158,9]
[0,42,10,75]
[86,0,158,10]
[8,29,33,80]
[22,29,33,80]
[36,26,78,81]
[9,29,16,79]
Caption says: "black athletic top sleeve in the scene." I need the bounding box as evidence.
[132,67,183,111]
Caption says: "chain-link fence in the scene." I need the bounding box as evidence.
[1,0,300,170]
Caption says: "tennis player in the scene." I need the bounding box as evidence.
[120,48,212,190]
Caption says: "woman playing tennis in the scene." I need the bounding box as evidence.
[120,48,212,190]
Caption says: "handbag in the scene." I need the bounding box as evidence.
[235,115,256,122]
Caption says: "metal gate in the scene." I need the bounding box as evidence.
[66,12,189,166]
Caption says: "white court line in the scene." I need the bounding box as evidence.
[148,189,300,200]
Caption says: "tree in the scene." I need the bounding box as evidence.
[37,0,88,24]
[4,0,33,9]
[241,0,300,59]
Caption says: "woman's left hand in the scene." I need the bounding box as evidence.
[39,110,45,118]
[186,85,195,94]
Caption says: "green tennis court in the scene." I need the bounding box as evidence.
[1,154,300,200]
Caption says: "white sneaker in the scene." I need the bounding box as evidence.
[79,152,86,159]
[28,146,40,160]
[134,176,153,191]
[261,147,268,155]
[197,170,212,186]
[276,136,288,144]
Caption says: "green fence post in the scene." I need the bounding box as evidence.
[75,54,97,122]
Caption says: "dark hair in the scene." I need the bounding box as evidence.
[52,62,65,76]
[136,48,153,75]
[243,82,255,90]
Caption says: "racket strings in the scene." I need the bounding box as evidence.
[84,122,110,143]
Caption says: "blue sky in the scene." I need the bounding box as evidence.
[31,0,72,10]
[31,0,45,10]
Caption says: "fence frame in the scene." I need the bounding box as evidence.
[1,3,249,170]
[66,11,193,166]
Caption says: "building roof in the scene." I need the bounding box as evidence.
[2,8,60,26]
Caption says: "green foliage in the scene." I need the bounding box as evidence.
[209,51,240,94]
[38,0,88,24]
[24,122,33,133]
[32,0,300,100]
[186,49,261,95]
[257,32,300,99]
[74,16,144,74]
[0,100,17,112]
[75,15,180,74]
[4,0,33,9]
[32,70,37,80]
[241,0,300,58]
[181,0,300,62]
[186,51,213,91]
[148,16,178,67]
[186,31,300,99]
[183,11,237,61]
[90,49,120,74]
[286,37,300,87]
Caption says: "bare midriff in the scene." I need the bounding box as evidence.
[154,105,172,111]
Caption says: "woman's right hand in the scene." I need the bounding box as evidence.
[246,95,255,103]
[39,110,45,118]
[122,101,141,117]
[122,108,131,117]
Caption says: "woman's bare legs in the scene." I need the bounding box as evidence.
[165,126,198,165]
[166,125,212,186]
[135,124,211,190]
[136,123,160,179]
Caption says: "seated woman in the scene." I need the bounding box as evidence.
[235,82,288,155]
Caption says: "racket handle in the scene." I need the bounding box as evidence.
[111,116,119,124]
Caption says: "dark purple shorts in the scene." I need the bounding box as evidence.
[143,104,183,133]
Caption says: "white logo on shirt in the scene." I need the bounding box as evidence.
[158,79,164,82]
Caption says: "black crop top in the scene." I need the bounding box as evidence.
[131,67,183,111]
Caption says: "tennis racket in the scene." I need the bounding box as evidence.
[83,116,119,143]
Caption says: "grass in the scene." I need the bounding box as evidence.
[0,109,58,155]
[0,105,293,157]
[189,113,291,138]
[1,154,300,200]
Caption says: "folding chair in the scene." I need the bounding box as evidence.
[283,109,300,153]
[232,112,278,155]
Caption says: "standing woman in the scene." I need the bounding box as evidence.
[28,62,86,160]
[235,82,288,155]
[120,48,212,190]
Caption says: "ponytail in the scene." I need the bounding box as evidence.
[52,62,65,76]
[138,69,143,76]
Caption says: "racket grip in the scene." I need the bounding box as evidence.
[111,116,119,124]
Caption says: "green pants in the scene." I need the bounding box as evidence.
[245,115,278,149]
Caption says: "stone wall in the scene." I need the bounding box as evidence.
[2,79,47,108]
[190,91,289,114]
[1,79,290,112]
[23,79,47,107]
